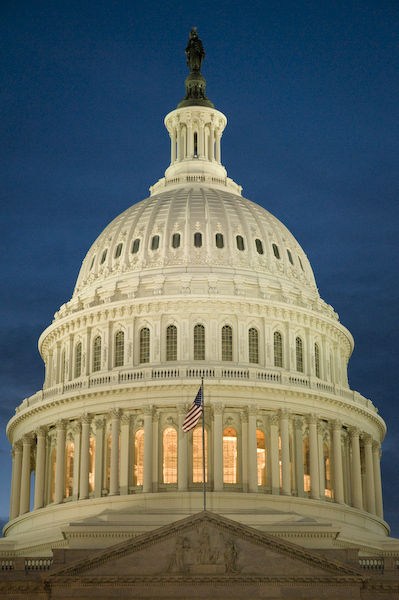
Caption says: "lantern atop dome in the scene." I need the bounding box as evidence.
[178,28,214,109]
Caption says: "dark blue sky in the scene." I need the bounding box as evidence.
[1,1,398,535]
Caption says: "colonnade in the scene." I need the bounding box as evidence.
[9,405,383,524]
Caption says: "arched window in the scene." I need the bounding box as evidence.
[248,327,259,364]
[194,232,202,247]
[61,349,66,383]
[132,238,140,254]
[114,242,123,258]
[194,131,198,156]
[223,428,237,483]
[222,325,233,361]
[163,428,177,484]
[315,343,320,378]
[151,235,160,251]
[287,249,294,264]
[65,442,74,498]
[215,233,224,249]
[75,342,82,378]
[303,438,310,492]
[100,249,108,264]
[89,438,95,493]
[172,233,181,248]
[93,336,101,372]
[255,238,264,254]
[166,325,177,361]
[134,429,144,485]
[139,327,150,364]
[324,443,332,498]
[272,243,280,259]
[274,331,283,368]
[296,337,304,373]
[257,430,266,486]
[194,324,205,360]
[298,255,304,271]
[115,331,124,367]
[193,427,207,483]
[236,235,245,251]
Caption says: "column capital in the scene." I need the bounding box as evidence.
[269,413,279,426]
[279,409,291,420]
[307,413,319,426]
[372,440,381,453]
[348,426,361,438]
[331,420,343,431]
[13,441,23,452]
[212,403,224,415]
[55,419,67,431]
[81,412,93,425]
[95,417,106,430]
[240,410,248,423]
[21,433,33,445]
[143,404,154,417]
[178,403,188,415]
[121,413,131,425]
[73,421,82,435]
[109,408,122,420]
[362,433,374,446]
[294,417,303,430]
[35,426,48,438]
[248,405,258,418]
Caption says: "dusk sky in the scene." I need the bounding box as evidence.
[1,1,398,535]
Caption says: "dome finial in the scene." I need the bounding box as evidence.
[178,28,214,108]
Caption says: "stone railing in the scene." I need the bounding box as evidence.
[0,558,53,571]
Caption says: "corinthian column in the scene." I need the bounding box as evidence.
[109,409,121,496]
[247,406,258,493]
[79,414,92,499]
[279,410,291,496]
[213,404,223,491]
[10,442,23,520]
[19,434,33,515]
[178,404,188,491]
[363,434,376,514]
[349,427,363,510]
[33,427,47,510]
[120,413,131,495]
[308,414,320,500]
[372,441,384,519]
[331,421,344,504]
[269,414,280,495]
[54,420,67,504]
[143,405,153,493]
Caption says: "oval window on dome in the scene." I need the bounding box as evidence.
[215,233,224,249]
[172,233,181,249]
[255,239,264,254]
[114,243,123,259]
[194,232,202,248]
[287,249,293,264]
[89,255,96,270]
[100,249,108,264]
[272,243,280,259]
[132,238,140,254]
[151,235,160,251]
[236,235,245,251]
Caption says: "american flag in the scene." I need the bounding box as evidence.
[182,386,203,432]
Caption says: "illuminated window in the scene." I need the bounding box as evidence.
[115,331,124,367]
[166,325,177,361]
[303,438,310,492]
[324,443,332,498]
[255,238,264,254]
[134,429,144,485]
[222,325,233,361]
[274,331,283,367]
[65,442,74,498]
[315,343,320,378]
[114,242,123,258]
[172,233,181,248]
[194,232,202,247]
[151,235,159,250]
[75,342,82,378]
[93,336,101,372]
[139,327,150,363]
[272,243,280,259]
[163,427,177,484]
[296,337,303,373]
[257,430,266,486]
[193,427,207,483]
[89,438,95,493]
[223,427,237,483]
[248,328,259,364]
[215,233,224,249]
[236,235,245,251]
[194,324,205,360]
[100,249,108,264]
[132,238,140,254]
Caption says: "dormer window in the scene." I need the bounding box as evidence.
[194,232,202,248]
[89,255,96,270]
[272,244,280,259]
[287,249,293,264]
[132,238,140,254]
[114,243,123,259]
[100,249,108,264]
[255,239,264,254]
[172,233,181,248]
[151,235,160,251]
[236,235,245,251]
[215,233,224,249]
[298,256,304,271]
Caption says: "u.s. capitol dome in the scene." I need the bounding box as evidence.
[2,29,390,558]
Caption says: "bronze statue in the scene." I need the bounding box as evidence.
[185,27,205,72]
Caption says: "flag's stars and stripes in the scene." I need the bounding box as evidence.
[182,386,203,432]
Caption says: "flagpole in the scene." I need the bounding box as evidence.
[201,376,206,512]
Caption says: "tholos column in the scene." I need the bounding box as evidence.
[79,414,92,499]
[363,434,376,514]
[331,421,345,504]
[178,404,188,491]
[294,418,305,497]
[241,411,248,491]
[120,413,131,495]
[72,421,82,499]
[19,435,32,515]
[317,423,325,499]
[213,404,223,491]
[94,418,105,498]
[209,121,215,160]
[33,427,47,510]
[109,409,121,496]
[372,441,384,519]
[349,427,363,510]
[171,126,176,163]
[10,442,23,520]
[269,414,280,495]
[247,406,258,493]
[54,420,67,504]
[279,410,291,496]
[143,405,153,493]
[215,128,221,163]
[308,414,320,500]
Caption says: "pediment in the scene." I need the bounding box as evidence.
[50,511,362,581]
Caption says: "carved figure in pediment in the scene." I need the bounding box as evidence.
[194,525,219,565]
[223,536,238,572]
[167,536,190,573]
